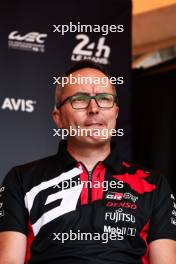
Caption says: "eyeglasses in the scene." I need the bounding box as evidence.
[56,93,118,109]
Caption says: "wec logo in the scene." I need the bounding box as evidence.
[1,98,36,112]
[8,31,47,44]
[8,31,47,52]
[71,34,110,64]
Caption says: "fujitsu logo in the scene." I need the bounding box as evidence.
[8,31,47,44]
[1,98,36,112]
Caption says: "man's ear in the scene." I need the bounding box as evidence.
[52,107,63,128]
[115,105,119,119]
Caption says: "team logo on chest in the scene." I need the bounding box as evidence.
[105,192,138,203]
[24,167,83,236]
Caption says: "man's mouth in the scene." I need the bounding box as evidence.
[85,123,104,127]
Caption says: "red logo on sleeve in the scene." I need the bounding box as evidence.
[113,169,156,194]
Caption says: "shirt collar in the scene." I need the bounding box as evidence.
[56,140,77,170]
[57,139,122,173]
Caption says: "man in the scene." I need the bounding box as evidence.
[0,60,176,264]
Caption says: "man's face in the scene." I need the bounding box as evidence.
[53,68,119,146]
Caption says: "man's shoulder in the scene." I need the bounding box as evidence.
[8,154,60,183]
[120,160,163,183]
[121,160,156,173]
[15,153,60,173]
[1,153,62,192]
[17,154,58,169]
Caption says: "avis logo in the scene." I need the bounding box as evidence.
[8,31,47,52]
[1,98,36,112]
[71,34,110,65]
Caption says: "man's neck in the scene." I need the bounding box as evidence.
[67,140,111,171]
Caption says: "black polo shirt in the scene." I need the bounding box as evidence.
[0,140,176,264]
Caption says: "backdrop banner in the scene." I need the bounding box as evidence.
[0,0,131,182]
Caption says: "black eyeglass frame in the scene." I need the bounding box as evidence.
[56,93,118,109]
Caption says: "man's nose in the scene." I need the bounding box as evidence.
[87,98,99,115]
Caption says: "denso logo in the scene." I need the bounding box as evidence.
[106,201,137,210]
[1,98,36,112]
[8,31,47,44]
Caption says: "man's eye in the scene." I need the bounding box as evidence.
[72,95,88,101]
[97,95,111,101]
